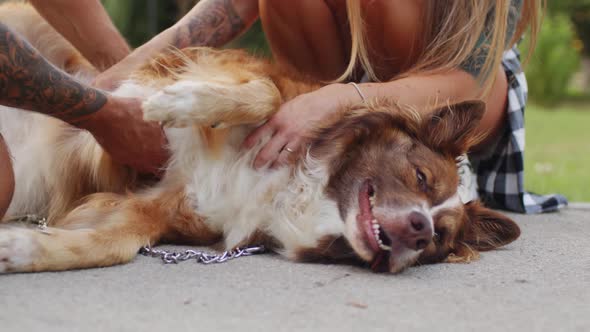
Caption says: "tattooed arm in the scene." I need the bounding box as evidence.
[172,0,256,48]
[0,23,168,174]
[0,22,107,122]
[93,0,259,90]
[460,0,522,78]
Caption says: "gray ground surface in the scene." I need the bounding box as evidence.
[1,207,589,332]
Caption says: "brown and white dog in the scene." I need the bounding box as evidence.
[0,3,519,274]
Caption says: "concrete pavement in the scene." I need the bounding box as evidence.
[0,207,588,332]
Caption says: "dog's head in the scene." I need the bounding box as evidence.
[304,99,520,273]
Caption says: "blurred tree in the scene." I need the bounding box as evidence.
[545,1,590,93]
[176,0,199,16]
[526,14,580,106]
[548,1,590,56]
[102,0,178,47]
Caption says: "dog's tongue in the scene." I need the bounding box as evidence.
[359,183,372,218]
[370,250,390,273]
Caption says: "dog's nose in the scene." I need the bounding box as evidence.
[376,211,434,251]
[405,211,432,250]
[410,211,427,231]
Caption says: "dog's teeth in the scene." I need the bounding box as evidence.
[370,219,389,251]
[379,243,392,251]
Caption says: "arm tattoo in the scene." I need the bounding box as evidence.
[460,46,487,78]
[460,0,522,78]
[0,22,106,124]
[174,0,246,48]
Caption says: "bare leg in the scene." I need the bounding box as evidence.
[260,0,348,81]
[474,67,508,151]
[0,134,14,221]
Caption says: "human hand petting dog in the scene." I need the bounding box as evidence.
[243,83,362,169]
[79,96,169,175]
[0,19,168,177]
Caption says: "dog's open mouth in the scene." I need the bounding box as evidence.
[358,180,393,272]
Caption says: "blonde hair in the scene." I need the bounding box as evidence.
[338,0,543,93]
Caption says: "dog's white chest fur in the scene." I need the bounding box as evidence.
[114,81,345,256]
[165,126,344,257]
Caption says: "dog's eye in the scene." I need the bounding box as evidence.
[416,168,428,192]
[433,228,445,244]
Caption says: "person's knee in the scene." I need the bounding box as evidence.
[0,134,15,219]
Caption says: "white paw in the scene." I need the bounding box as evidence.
[0,228,36,273]
[142,80,221,128]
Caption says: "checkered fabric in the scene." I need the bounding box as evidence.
[467,47,568,213]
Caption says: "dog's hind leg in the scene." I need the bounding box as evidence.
[0,224,146,273]
[142,77,281,129]
[0,188,219,273]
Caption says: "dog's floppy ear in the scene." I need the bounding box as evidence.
[309,110,403,171]
[421,100,485,156]
[461,201,520,251]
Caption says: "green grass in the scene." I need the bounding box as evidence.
[525,103,590,202]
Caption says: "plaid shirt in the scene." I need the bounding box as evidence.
[465,47,568,213]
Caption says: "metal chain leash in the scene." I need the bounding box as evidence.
[5,214,50,233]
[139,245,267,264]
[7,214,266,264]
[5,214,267,265]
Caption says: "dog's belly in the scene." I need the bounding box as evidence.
[0,110,63,218]
[165,127,283,248]
[0,80,148,220]
[167,128,344,253]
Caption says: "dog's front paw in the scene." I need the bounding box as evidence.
[143,80,221,128]
[0,228,37,273]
